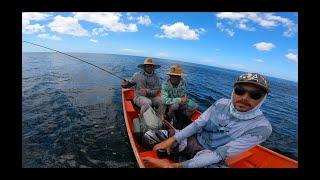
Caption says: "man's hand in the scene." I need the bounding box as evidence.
[121,79,129,87]
[180,96,188,104]
[140,88,147,96]
[153,136,176,154]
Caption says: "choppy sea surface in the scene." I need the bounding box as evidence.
[22,52,298,167]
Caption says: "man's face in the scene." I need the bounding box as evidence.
[232,83,266,112]
[170,75,181,85]
[144,65,154,74]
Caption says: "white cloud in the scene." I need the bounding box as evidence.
[74,12,137,32]
[254,59,264,63]
[126,13,135,20]
[37,33,61,41]
[22,19,29,29]
[92,28,105,36]
[48,15,89,36]
[92,28,109,36]
[137,15,152,26]
[128,16,134,20]
[90,39,98,43]
[22,12,50,22]
[253,42,275,51]
[128,24,138,32]
[217,12,247,20]
[22,12,50,34]
[216,12,297,37]
[195,28,206,34]
[285,52,298,62]
[238,22,255,31]
[155,22,202,40]
[216,22,235,37]
[23,24,45,34]
[264,13,297,37]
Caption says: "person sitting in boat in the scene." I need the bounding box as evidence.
[121,57,165,117]
[161,64,198,128]
[142,73,272,168]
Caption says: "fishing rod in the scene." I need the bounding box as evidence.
[162,119,176,130]
[23,40,127,81]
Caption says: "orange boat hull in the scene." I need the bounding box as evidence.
[122,88,298,168]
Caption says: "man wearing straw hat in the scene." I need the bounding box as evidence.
[122,57,164,117]
[161,64,198,127]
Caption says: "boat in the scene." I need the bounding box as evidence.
[122,88,298,168]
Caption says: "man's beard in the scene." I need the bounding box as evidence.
[235,99,251,108]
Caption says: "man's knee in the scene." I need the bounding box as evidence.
[152,96,161,104]
[169,103,180,111]
[143,98,152,106]
[142,129,177,150]
[142,130,168,149]
[187,100,198,110]
[135,97,152,107]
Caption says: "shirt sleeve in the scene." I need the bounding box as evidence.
[161,82,181,105]
[122,73,137,88]
[214,125,272,160]
[181,149,222,168]
[181,126,272,168]
[182,79,188,97]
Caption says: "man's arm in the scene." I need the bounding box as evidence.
[181,79,187,97]
[152,105,214,153]
[121,73,137,88]
[214,125,272,159]
[181,125,272,168]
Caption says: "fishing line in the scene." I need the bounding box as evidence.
[23,40,126,81]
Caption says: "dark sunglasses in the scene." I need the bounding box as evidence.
[234,86,265,100]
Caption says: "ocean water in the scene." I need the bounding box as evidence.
[22,52,298,168]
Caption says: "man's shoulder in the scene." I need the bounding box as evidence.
[162,79,171,86]
[255,115,272,128]
[132,71,141,77]
[248,116,273,139]
[180,78,187,85]
[152,72,161,80]
[214,98,231,106]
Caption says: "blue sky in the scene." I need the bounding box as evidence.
[22,12,298,82]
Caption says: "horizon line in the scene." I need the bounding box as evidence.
[22,50,298,83]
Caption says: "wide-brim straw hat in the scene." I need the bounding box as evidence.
[165,64,185,76]
[137,57,161,69]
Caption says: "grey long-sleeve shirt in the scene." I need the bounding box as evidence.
[124,71,161,97]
